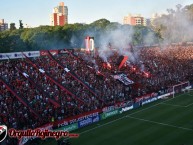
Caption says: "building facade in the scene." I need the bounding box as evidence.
[0,19,8,31]
[123,14,146,26]
[50,2,68,26]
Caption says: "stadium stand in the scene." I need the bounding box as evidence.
[1,45,193,144]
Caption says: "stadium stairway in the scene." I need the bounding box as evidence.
[15,66,61,108]
[47,50,105,104]
[0,77,40,118]
[21,52,85,105]
[64,49,82,61]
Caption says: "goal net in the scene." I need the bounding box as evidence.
[172,81,191,98]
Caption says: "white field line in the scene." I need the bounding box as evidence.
[162,93,193,108]
[80,94,183,135]
[178,93,193,107]
[54,93,192,144]
[186,93,193,97]
[127,116,193,131]
[184,94,193,107]
[160,103,186,108]
[80,116,126,134]
[185,102,193,107]
[127,93,184,116]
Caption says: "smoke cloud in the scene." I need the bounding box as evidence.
[154,4,193,43]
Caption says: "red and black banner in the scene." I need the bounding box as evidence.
[118,56,128,69]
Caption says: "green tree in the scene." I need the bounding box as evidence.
[184,4,193,22]
[19,20,24,29]
[90,19,110,29]
[10,23,16,31]
[0,18,161,53]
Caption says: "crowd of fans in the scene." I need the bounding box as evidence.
[0,44,193,144]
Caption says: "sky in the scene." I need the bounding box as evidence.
[0,0,193,28]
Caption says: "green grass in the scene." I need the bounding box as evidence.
[41,92,193,145]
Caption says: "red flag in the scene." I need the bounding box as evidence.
[118,56,128,69]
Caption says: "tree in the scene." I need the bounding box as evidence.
[184,4,193,22]
[19,20,24,29]
[10,23,16,31]
[90,19,110,28]
[0,18,160,53]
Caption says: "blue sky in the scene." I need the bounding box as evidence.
[0,0,193,27]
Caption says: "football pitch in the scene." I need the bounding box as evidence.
[43,91,193,145]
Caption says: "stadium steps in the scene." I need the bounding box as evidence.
[47,50,105,103]
[0,77,40,118]
[15,66,61,108]
[64,49,80,59]
[21,52,85,105]
[64,49,135,103]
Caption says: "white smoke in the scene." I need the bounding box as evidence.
[154,4,193,43]
[97,25,134,62]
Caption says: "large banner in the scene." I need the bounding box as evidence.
[102,105,117,113]
[135,93,157,103]
[0,51,40,60]
[54,109,101,128]
[112,74,134,85]
[78,114,100,128]
[100,109,120,120]
[54,123,78,132]
[102,101,132,113]
[119,105,134,114]
[142,96,158,105]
